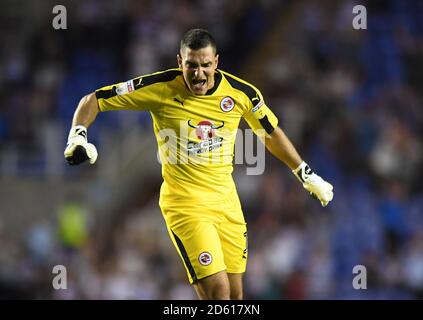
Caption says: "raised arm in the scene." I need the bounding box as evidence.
[71,92,100,128]
[64,93,99,165]
[63,70,169,166]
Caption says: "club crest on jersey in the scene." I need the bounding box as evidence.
[220,96,235,112]
[188,120,224,141]
[198,252,213,266]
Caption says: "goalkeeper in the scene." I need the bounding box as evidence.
[64,28,333,300]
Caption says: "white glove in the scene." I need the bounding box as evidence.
[293,161,333,207]
[64,125,98,165]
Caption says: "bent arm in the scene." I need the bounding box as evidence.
[262,126,333,206]
[262,126,303,170]
[72,92,100,128]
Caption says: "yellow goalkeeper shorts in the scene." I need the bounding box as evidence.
[160,202,248,284]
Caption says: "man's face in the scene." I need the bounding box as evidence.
[178,45,219,95]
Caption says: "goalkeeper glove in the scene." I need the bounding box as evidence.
[64,125,98,165]
[293,161,333,207]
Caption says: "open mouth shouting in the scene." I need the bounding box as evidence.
[191,78,207,92]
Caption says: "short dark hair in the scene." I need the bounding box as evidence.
[180,28,217,54]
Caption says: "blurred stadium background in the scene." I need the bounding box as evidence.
[0,0,422,299]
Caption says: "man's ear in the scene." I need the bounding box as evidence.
[177,54,182,68]
[215,54,219,69]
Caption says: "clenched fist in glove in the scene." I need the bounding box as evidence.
[293,161,333,207]
[64,125,98,165]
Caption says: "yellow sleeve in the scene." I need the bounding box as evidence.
[94,69,182,112]
[221,70,278,137]
[95,76,163,112]
[243,99,278,137]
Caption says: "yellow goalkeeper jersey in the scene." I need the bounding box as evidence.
[95,69,278,207]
